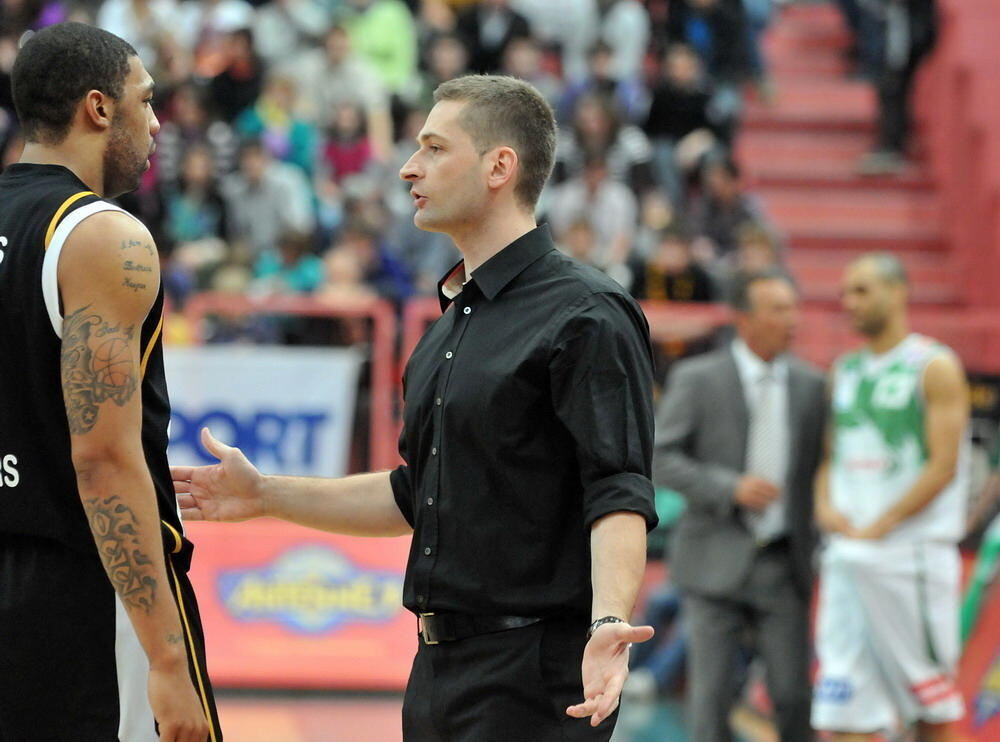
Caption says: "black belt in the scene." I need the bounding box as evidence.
[417,612,542,645]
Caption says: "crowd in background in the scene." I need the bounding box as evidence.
[0,0,938,329]
[0,0,797,324]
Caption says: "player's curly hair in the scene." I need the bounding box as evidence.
[12,23,137,144]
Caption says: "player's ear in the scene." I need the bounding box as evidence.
[82,89,114,132]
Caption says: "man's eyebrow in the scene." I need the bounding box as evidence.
[417,131,448,145]
[141,81,156,96]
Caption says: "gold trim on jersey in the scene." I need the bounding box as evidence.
[166,558,219,742]
[140,311,164,379]
[44,191,96,249]
[162,520,183,554]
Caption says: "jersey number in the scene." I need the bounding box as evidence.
[0,235,6,265]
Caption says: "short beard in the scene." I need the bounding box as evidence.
[102,112,145,198]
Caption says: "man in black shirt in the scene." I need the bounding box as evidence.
[173,75,658,741]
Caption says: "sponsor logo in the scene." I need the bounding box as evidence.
[974,650,1000,728]
[218,545,403,634]
[814,677,853,704]
[170,408,330,469]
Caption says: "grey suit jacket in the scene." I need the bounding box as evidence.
[653,346,826,599]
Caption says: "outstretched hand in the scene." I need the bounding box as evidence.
[171,427,266,522]
[566,622,655,727]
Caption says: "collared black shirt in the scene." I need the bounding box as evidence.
[390,225,657,618]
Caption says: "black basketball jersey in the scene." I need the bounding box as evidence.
[0,163,184,554]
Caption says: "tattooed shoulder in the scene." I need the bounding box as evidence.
[61,306,138,434]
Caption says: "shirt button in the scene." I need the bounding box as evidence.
[424,547,432,556]
[435,397,442,406]
[426,497,434,506]
[431,446,437,455]
[463,307,471,315]
[445,351,453,359]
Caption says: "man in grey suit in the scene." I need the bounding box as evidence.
[653,268,826,741]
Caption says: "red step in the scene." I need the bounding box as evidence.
[745,80,876,133]
[761,186,943,232]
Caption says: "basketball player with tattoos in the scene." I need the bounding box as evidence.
[0,24,220,741]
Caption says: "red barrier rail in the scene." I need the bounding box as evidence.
[182,292,400,471]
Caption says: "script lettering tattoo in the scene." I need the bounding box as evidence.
[122,277,147,292]
[60,307,138,434]
[82,495,158,614]
[122,260,153,273]
[120,238,154,257]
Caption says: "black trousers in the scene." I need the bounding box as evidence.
[0,532,222,742]
[402,618,618,742]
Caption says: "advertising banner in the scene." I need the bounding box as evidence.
[186,520,414,689]
[165,346,363,477]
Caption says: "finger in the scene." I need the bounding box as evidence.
[200,427,233,461]
[174,480,192,494]
[596,675,625,719]
[179,502,205,520]
[170,465,194,481]
[565,697,599,719]
[593,694,620,727]
[622,624,655,643]
[177,493,198,510]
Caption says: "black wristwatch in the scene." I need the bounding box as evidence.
[587,615,625,639]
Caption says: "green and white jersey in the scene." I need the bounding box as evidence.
[830,333,969,542]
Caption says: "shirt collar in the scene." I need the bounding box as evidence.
[436,225,555,311]
[731,337,788,385]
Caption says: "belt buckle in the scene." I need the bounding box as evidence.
[419,612,438,645]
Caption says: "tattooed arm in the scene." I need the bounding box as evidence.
[58,212,209,741]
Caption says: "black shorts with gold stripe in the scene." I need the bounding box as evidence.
[0,526,222,742]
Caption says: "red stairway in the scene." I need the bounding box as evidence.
[736,1,958,310]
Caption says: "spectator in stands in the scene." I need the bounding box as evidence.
[282,24,392,161]
[560,40,647,124]
[653,269,825,742]
[689,155,773,259]
[340,0,417,97]
[175,0,255,78]
[318,244,377,304]
[160,144,231,304]
[554,93,654,193]
[666,0,750,142]
[733,221,782,274]
[252,0,328,66]
[155,81,238,189]
[548,149,639,277]
[644,43,719,203]
[409,33,470,112]
[455,0,531,74]
[510,0,599,83]
[833,0,884,80]
[320,101,374,185]
[743,0,775,100]
[326,221,413,305]
[499,35,562,112]
[96,0,183,80]
[594,0,650,83]
[633,189,677,259]
[859,0,938,175]
[629,226,715,302]
[208,27,264,122]
[235,73,318,176]
[252,230,324,294]
[223,138,316,262]
[555,218,600,266]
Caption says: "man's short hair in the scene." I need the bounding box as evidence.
[853,251,909,286]
[12,23,137,144]
[434,75,556,211]
[730,267,797,312]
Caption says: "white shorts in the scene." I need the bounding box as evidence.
[811,538,965,733]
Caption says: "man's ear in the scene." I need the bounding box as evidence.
[486,146,519,192]
[81,89,114,131]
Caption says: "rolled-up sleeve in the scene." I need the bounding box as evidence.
[549,293,658,531]
[389,464,415,528]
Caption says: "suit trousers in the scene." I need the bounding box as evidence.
[684,542,812,742]
[402,618,618,742]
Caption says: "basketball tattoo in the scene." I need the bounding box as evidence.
[80,494,158,614]
[60,306,137,434]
